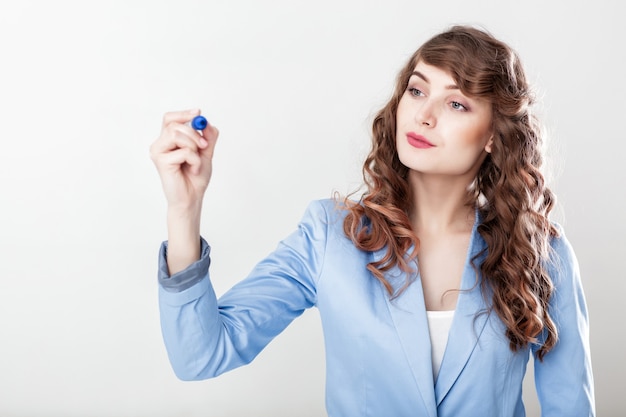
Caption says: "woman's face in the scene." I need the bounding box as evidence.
[395,61,493,179]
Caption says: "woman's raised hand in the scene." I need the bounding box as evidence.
[150,109,219,211]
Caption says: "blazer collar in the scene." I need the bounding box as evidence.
[377,210,489,413]
[434,224,489,405]
[379,254,437,417]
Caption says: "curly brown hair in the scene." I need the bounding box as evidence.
[342,25,559,359]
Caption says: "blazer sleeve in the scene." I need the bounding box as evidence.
[157,200,329,381]
[532,228,596,416]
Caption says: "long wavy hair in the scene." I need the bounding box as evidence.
[342,25,559,359]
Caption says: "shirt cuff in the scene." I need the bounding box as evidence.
[158,237,211,293]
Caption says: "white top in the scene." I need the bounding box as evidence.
[426,310,455,381]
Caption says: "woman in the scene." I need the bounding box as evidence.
[150,25,595,416]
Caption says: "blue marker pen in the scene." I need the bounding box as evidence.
[190,115,208,130]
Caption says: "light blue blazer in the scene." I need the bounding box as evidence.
[158,199,595,416]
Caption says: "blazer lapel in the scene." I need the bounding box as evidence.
[377,247,438,417]
[434,217,490,405]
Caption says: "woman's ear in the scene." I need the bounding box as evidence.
[485,135,494,153]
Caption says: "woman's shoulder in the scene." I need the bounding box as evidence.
[301,197,355,221]
[546,221,581,287]
[549,221,575,260]
[296,197,359,239]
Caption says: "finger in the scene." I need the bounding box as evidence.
[174,123,210,149]
[161,109,201,129]
[199,125,219,157]
[159,147,203,175]
[157,117,208,151]
[150,125,198,154]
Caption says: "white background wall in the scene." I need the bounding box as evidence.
[0,1,623,416]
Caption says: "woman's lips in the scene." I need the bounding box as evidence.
[406,133,435,149]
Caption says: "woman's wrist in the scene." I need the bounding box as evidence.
[166,204,203,275]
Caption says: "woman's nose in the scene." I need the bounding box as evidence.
[415,100,436,127]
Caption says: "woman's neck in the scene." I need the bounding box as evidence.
[408,172,475,235]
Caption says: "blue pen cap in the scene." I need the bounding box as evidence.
[191,115,208,130]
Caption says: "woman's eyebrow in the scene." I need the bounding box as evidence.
[410,71,459,90]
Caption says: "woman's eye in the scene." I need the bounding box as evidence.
[451,101,467,111]
[408,87,423,97]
